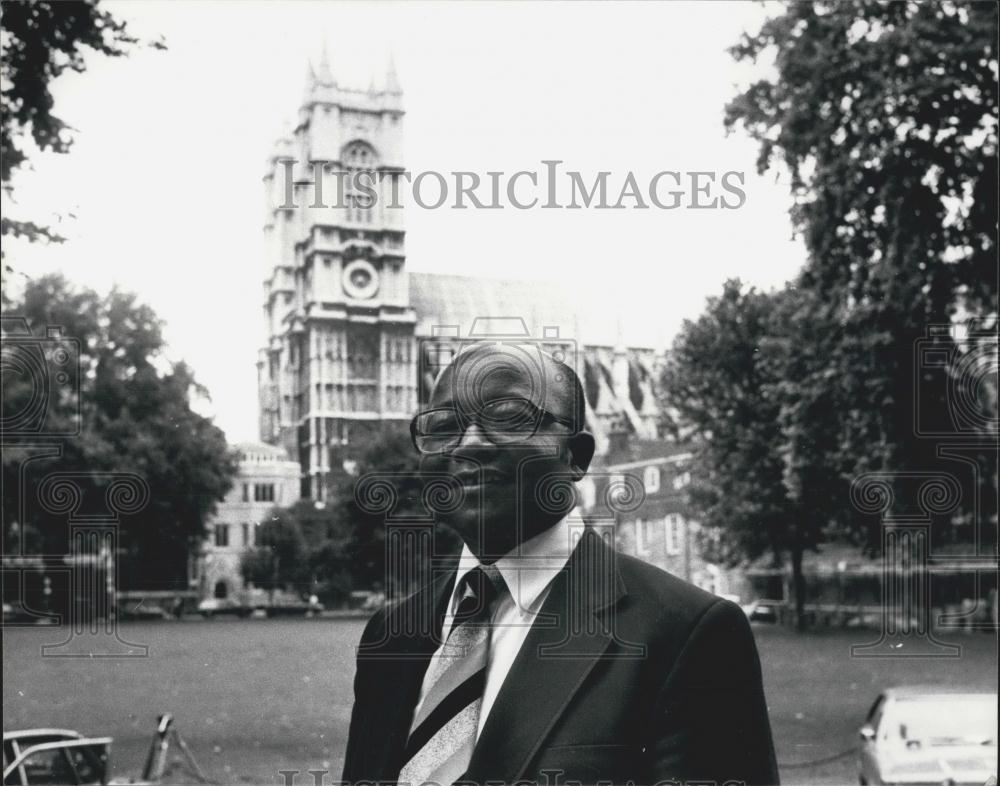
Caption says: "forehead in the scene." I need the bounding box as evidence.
[429,345,549,410]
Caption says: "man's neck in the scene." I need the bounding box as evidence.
[455,508,582,616]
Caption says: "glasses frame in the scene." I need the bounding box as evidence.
[409,396,578,455]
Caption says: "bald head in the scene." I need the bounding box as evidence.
[429,342,587,432]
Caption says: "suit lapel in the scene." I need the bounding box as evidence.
[359,565,457,778]
[465,529,628,783]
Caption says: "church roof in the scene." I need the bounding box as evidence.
[601,440,692,469]
[232,442,295,464]
[407,272,658,350]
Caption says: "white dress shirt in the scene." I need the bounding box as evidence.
[415,509,582,739]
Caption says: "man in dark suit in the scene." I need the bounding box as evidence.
[342,343,779,785]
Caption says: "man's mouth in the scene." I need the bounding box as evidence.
[454,469,508,488]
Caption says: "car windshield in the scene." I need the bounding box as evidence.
[892,696,998,747]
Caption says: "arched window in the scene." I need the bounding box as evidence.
[214,580,229,600]
[342,141,379,224]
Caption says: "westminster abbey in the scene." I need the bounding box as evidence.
[258,53,664,500]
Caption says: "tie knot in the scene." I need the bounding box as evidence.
[454,565,504,622]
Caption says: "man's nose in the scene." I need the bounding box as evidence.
[453,422,493,452]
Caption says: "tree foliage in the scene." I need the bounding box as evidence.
[726,0,997,315]
[665,5,997,627]
[241,499,354,603]
[240,514,308,592]
[332,424,427,593]
[662,280,818,627]
[243,425,461,603]
[2,274,237,588]
[0,0,163,247]
[720,0,997,551]
[329,424,463,595]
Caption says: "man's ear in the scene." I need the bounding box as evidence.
[567,431,595,480]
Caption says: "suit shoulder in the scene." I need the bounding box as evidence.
[615,549,724,622]
[359,566,454,646]
[610,551,754,660]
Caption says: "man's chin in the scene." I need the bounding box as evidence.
[437,505,514,561]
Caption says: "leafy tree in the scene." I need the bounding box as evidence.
[0,1,164,251]
[242,499,354,604]
[726,0,996,312]
[240,515,308,596]
[334,425,422,592]
[328,424,462,596]
[241,426,459,605]
[662,280,819,628]
[307,540,353,606]
[1,274,237,589]
[725,1,997,548]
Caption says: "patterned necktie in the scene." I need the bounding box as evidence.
[398,565,503,785]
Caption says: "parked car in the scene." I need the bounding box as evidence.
[196,598,251,619]
[197,592,323,619]
[3,728,117,786]
[741,599,780,623]
[260,592,324,617]
[118,600,172,621]
[3,714,209,786]
[349,590,385,612]
[858,686,997,785]
[1,603,44,625]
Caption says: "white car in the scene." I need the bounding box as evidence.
[858,686,997,786]
[196,597,251,618]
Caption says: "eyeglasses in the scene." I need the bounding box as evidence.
[410,396,577,454]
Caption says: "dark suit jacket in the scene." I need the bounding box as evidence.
[341,529,779,785]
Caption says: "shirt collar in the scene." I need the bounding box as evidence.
[452,508,581,619]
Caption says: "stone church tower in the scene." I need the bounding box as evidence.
[258,49,417,501]
[260,51,666,502]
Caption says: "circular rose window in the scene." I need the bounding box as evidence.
[342,259,379,299]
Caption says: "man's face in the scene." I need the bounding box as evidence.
[417,346,592,562]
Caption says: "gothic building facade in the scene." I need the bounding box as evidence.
[258,53,664,500]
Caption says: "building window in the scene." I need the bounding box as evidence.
[254,484,275,502]
[634,518,651,557]
[242,483,249,502]
[214,524,230,548]
[664,514,682,556]
[643,465,660,494]
[242,523,251,548]
[343,141,378,224]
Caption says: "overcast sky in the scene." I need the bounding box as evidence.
[4,1,804,443]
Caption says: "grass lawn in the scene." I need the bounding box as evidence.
[3,619,996,785]
[754,624,997,784]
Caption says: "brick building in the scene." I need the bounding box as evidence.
[197,442,300,602]
[580,441,744,599]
